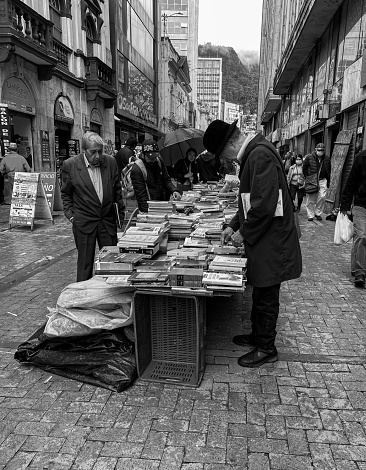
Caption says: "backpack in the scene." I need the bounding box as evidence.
[121,157,162,199]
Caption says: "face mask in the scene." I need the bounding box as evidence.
[316,151,324,156]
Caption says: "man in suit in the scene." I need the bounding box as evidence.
[61,132,125,282]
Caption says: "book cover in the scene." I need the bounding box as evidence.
[128,272,169,283]
[211,256,248,268]
[202,272,243,287]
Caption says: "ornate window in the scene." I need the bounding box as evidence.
[86,17,94,56]
[49,0,62,41]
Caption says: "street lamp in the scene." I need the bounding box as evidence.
[161,11,183,38]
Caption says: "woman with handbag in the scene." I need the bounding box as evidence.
[287,155,305,212]
[303,143,331,221]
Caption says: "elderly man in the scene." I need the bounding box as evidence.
[130,139,181,213]
[0,142,30,202]
[203,120,302,367]
[61,131,125,282]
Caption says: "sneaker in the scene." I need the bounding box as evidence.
[354,275,365,287]
[232,334,256,348]
[315,215,322,221]
[308,217,314,221]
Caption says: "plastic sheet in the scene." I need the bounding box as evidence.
[14,327,137,393]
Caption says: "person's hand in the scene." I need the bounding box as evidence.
[221,227,234,245]
[184,172,193,179]
[172,191,181,201]
[231,230,244,247]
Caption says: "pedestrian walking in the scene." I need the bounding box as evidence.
[61,131,125,282]
[287,154,305,212]
[303,143,331,221]
[0,142,31,202]
[203,120,302,368]
[340,150,366,287]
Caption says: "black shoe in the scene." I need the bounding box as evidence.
[308,217,314,221]
[238,347,278,368]
[326,214,337,221]
[315,215,322,221]
[354,275,365,287]
[232,334,256,348]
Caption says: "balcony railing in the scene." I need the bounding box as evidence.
[0,0,56,77]
[85,57,115,89]
[52,38,72,69]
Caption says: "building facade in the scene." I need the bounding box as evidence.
[109,0,161,149]
[258,0,366,185]
[0,0,116,177]
[197,57,223,131]
[160,0,199,127]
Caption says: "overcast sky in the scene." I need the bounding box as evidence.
[198,0,263,52]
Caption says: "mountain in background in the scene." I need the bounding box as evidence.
[198,43,259,114]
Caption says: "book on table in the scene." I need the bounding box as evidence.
[210,255,247,268]
[202,272,243,287]
[208,264,244,273]
[94,252,145,273]
[135,259,174,272]
[128,271,169,283]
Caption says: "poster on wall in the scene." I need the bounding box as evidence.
[40,130,51,162]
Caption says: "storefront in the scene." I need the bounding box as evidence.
[1,76,36,168]
[54,95,79,177]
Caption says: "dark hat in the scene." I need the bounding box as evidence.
[142,139,159,154]
[315,143,325,150]
[203,119,238,157]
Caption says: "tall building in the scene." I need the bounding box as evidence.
[258,0,366,205]
[161,0,199,126]
[197,57,223,130]
[109,0,160,148]
[0,0,116,177]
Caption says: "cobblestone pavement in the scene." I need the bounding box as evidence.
[0,205,366,469]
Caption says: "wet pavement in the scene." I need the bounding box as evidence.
[0,204,366,469]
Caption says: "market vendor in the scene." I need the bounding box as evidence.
[130,139,181,213]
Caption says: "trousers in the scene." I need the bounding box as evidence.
[305,178,327,218]
[73,221,117,282]
[351,206,366,278]
[251,283,281,352]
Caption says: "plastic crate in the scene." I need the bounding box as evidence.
[134,291,205,387]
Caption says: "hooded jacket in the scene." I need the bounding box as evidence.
[196,152,220,182]
[229,134,302,287]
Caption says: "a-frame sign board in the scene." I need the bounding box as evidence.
[40,172,63,212]
[9,172,53,231]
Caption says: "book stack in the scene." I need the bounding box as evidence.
[128,271,170,288]
[202,271,244,292]
[169,267,203,287]
[167,214,197,241]
[135,259,175,273]
[94,246,145,275]
[147,200,175,215]
[117,232,162,258]
[167,246,208,269]
[209,255,247,275]
[183,236,211,248]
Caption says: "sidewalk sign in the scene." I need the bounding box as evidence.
[9,172,53,231]
[40,172,63,212]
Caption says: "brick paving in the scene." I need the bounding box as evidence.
[0,205,366,469]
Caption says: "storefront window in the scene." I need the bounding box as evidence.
[130,9,154,67]
[128,62,154,113]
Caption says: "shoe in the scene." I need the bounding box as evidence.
[308,217,313,221]
[315,215,322,221]
[232,333,256,348]
[354,275,365,287]
[238,347,278,368]
[326,214,337,221]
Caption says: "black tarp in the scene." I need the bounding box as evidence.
[14,327,137,393]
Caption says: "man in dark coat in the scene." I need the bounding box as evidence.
[203,120,302,368]
[130,139,181,213]
[303,143,331,221]
[340,150,366,287]
[114,137,137,177]
[61,132,125,282]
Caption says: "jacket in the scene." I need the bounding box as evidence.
[114,146,135,177]
[340,150,366,211]
[303,151,331,187]
[130,157,176,213]
[61,153,125,235]
[0,152,30,178]
[173,157,198,185]
[287,163,304,187]
[196,153,220,182]
[229,134,302,287]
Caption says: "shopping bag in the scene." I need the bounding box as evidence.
[334,212,354,245]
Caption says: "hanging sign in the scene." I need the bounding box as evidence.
[0,103,10,154]
[40,130,51,162]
